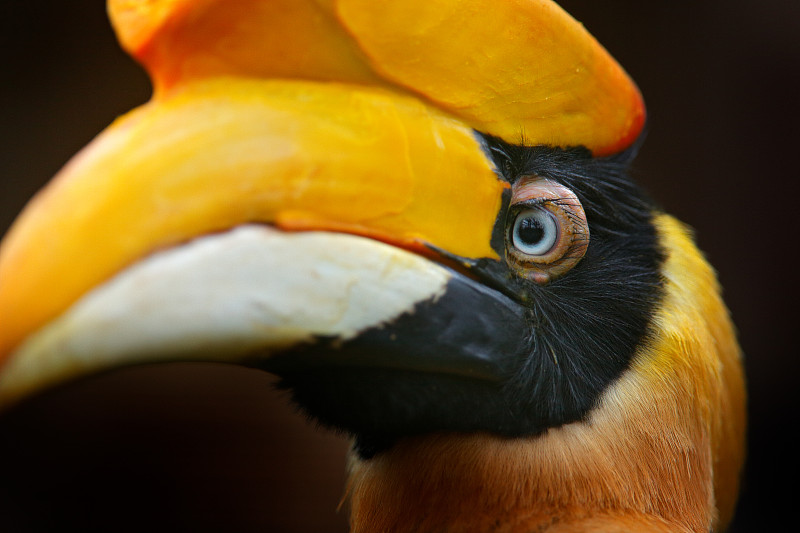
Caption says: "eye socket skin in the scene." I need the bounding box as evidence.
[505,176,589,284]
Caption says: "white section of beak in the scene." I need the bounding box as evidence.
[0,226,451,407]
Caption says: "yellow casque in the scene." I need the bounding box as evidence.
[0,0,644,366]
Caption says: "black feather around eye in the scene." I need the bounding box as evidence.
[478,133,666,429]
[479,133,656,235]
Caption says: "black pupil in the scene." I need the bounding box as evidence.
[518,216,545,245]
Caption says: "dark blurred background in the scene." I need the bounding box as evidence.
[0,1,796,531]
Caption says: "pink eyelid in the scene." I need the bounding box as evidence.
[506,176,589,283]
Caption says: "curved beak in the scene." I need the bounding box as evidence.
[0,79,521,407]
[0,0,643,408]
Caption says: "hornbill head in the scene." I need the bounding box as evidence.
[0,0,745,531]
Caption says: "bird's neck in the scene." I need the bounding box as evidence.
[344,384,715,533]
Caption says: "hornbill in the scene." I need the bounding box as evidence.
[0,0,745,531]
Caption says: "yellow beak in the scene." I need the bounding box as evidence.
[0,0,644,405]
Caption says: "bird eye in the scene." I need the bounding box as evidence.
[511,207,558,256]
[505,177,589,284]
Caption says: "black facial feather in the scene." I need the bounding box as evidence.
[479,134,665,430]
[265,136,665,458]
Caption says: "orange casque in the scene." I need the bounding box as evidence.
[0,0,644,365]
